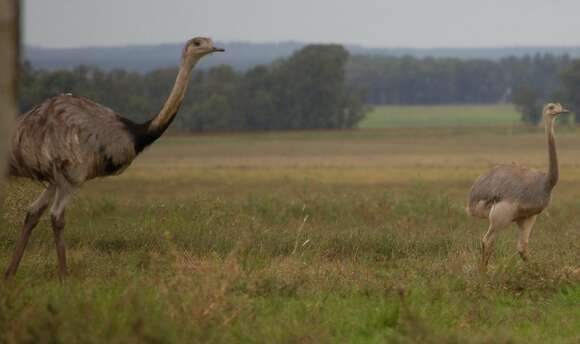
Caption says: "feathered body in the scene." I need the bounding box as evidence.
[9,95,142,185]
[467,165,551,220]
[4,37,224,279]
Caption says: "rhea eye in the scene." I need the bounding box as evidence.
[194,41,201,47]
[549,105,555,110]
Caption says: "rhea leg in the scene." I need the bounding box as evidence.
[481,202,516,272]
[50,183,74,278]
[4,185,57,279]
[516,215,537,262]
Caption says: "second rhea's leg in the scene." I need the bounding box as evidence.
[516,215,537,262]
[50,184,74,277]
[481,202,515,272]
[4,185,57,279]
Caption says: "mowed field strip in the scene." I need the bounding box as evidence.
[359,104,521,128]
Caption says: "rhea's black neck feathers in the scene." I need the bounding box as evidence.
[119,104,182,155]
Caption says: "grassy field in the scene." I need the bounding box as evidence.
[360,104,521,128]
[1,113,580,342]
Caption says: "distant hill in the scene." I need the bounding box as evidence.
[24,41,580,72]
[24,42,304,72]
[351,46,580,60]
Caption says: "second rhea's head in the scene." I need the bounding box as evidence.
[543,103,569,118]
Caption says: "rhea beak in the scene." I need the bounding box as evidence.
[561,107,570,114]
[213,47,225,52]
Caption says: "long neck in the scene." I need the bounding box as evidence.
[135,57,199,152]
[545,116,559,190]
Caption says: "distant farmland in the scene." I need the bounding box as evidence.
[360,104,521,128]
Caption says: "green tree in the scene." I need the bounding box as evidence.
[271,44,365,129]
[560,59,580,123]
[238,66,276,130]
[188,65,240,132]
[513,86,542,124]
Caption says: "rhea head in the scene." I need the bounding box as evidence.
[182,37,225,63]
[543,102,569,119]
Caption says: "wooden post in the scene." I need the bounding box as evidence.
[0,0,19,206]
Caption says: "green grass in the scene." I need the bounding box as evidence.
[2,124,580,343]
[360,104,521,129]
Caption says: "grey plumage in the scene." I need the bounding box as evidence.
[4,37,224,279]
[467,102,568,272]
[468,165,551,220]
[9,95,137,184]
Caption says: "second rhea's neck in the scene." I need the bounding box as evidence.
[545,116,558,190]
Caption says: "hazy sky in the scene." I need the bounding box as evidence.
[24,0,580,48]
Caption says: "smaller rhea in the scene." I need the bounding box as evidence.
[467,102,568,272]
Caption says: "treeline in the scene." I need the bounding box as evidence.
[348,53,580,124]
[20,45,367,132]
[20,45,580,130]
[347,54,572,106]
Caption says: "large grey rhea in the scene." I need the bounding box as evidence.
[467,103,568,272]
[4,37,224,279]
